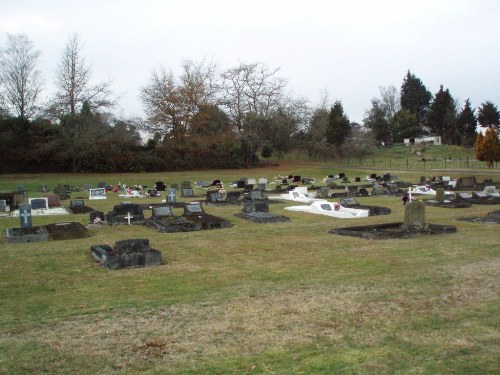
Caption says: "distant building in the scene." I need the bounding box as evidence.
[404,135,441,146]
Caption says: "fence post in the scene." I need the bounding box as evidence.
[467,156,469,168]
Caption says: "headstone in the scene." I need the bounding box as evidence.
[325,178,335,186]
[226,191,241,202]
[340,197,359,206]
[29,198,49,210]
[247,178,257,185]
[147,189,158,197]
[342,176,349,183]
[83,184,92,191]
[403,201,426,231]
[19,204,32,228]
[258,183,267,191]
[347,186,358,196]
[16,185,25,193]
[383,173,391,182]
[371,183,386,195]
[358,188,369,196]
[259,178,268,185]
[89,188,106,200]
[167,188,176,204]
[181,181,191,189]
[155,181,166,191]
[0,199,6,212]
[370,173,377,179]
[152,205,174,218]
[472,191,488,199]
[319,187,331,199]
[435,187,445,202]
[46,194,61,208]
[456,192,472,200]
[386,183,400,194]
[181,188,194,197]
[53,185,69,199]
[97,182,106,189]
[354,177,361,182]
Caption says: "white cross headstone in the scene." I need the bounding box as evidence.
[408,187,414,203]
[19,204,32,228]
[125,212,133,225]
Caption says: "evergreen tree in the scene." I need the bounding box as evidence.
[457,99,477,146]
[477,101,500,132]
[390,109,421,143]
[426,85,457,144]
[400,71,431,125]
[477,127,500,168]
[363,99,391,145]
[326,101,351,155]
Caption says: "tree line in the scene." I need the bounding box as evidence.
[1,33,499,173]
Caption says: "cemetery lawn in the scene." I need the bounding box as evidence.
[0,162,499,374]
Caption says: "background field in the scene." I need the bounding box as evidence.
[1,159,499,374]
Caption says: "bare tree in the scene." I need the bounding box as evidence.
[49,33,113,118]
[0,34,43,121]
[140,59,218,140]
[220,62,287,132]
[379,85,400,120]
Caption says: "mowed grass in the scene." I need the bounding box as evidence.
[0,161,499,374]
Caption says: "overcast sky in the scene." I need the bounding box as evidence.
[1,0,499,123]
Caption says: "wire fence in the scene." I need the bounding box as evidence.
[286,154,499,170]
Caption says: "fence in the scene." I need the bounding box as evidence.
[287,154,499,170]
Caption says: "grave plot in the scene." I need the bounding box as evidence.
[454,191,500,205]
[11,198,70,216]
[91,239,162,270]
[5,226,49,243]
[235,190,290,224]
[330,201,457,239]
[106,203,145,225]
[144,205,201,233]
[45,222,91,240]
[457,210,500,224]
[69,199,95,214]
[182,202,231,229]
[425,188,471,208]
[201,188,241,206]
[339,197,391,216]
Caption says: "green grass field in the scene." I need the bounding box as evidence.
[1,159,499,374]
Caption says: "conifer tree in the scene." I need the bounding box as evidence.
[400,71,431,125]
[326,101,351,154]
[457,99,477,146]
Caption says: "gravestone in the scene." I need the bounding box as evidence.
[167,188,177,204]
[236,180,246,189]
[420,176,427,184]
[181,188,194,197]
[386,183,400,194]
[347,186,358,195]
[46,194,61,208]
[89,188,106,200]
[338,173,345,179]
[16,185,25,193]
[181,181,191,189]
[259,178,268,185]
[155,181,166,191]
[340,197,359,206]
[0,200,7,212]
[358,188,369,196]
[147,189,159,197]
[70,200,83,208]
[152,205,174,218]
[456,192,472,200]
[371,183,386,195]
[19,204,32,228]
[91,239,162,270]
[455,176,477,189]
[247,178,257,186]
[325,178,335,186]
[370,173,377,179]
[29,198,48,210]
[83,184,92,191]
[226,191,241,202]
[402,201,426,231]
[319,187,331,199]
[97,182,106,189]
[53,185,69,199]
[435,187,445,202]
[354,177,361,182]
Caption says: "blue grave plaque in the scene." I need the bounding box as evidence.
[19,204,32,228]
